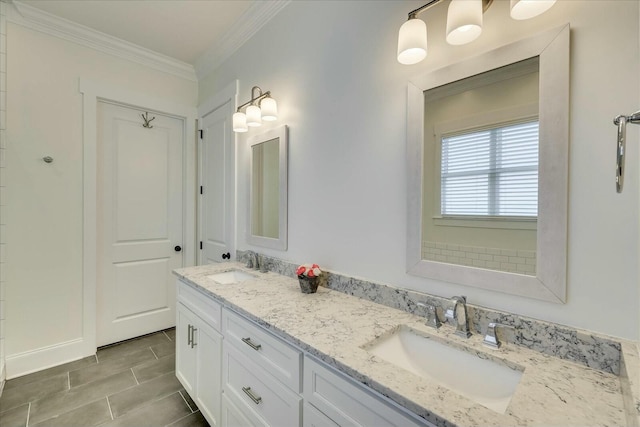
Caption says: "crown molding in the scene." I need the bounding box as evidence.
[8,1,197,82]
[194,0,290,81]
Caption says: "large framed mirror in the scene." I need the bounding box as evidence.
[248,125,288,250]
[407,25,569,303]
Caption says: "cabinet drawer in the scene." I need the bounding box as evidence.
[304,356,433,427]
[223,341,302,427]
[223,308,302,392]
[177,279,222,331]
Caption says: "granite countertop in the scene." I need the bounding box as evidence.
[174,263,639,427]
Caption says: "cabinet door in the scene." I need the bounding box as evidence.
[176,302,197,396]
[221,393,264,427]
[303,402,339,427]
[194,319,223,427]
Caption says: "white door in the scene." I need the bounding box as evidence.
[199,100,235,264]
[97,101,184,346]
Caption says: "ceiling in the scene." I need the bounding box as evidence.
[18,0,255,65]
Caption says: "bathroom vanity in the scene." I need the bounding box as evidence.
[174,263,638,427]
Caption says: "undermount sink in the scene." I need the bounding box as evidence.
[206,270,255,285]
[362,326,523,414]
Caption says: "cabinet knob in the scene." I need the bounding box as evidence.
[175,246,182,252]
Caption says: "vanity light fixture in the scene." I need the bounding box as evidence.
[233,86,278,133]
[397,0,556,65]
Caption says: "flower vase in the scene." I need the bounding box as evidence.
[298,275,319,294]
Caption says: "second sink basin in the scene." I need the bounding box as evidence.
[206,269,256,285]
[362,326,523,414]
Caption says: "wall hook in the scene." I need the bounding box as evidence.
[141,112,156,129]
[43,156,53,163]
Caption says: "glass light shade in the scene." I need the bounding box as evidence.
[233,112,248,133]
[246,105,262,127]
[446,0,483,45]
[397,18,427,65]
[260,97,278,122]
[510,0,556,20]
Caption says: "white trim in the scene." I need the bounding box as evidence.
[0,361,5,394]
[5,338,86,379]
[194,1,290,80]
[80,78,197,354]
[197,80,238,264]
[9,1,197,82]
[8,0,290,83]
[407,24,569,303]
[197,81,239,119]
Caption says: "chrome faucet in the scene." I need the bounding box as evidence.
[444,296,472,338]
[245,251,259,270]
[416,302,441,329]
[483,322,515,349]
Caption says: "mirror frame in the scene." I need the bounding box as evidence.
[407,25,569,303]
[247,125,288,250]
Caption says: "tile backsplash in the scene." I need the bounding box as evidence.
[239,250,622,375]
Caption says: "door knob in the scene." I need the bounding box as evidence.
[174,246,182,252]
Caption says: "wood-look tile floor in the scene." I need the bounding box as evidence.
[0,328,210,427]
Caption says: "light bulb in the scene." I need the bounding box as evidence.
[446,0,483,46]
[397,18,427,65]
[246,105,262,127]
[260,97,278,122]
[510,0,556,20]
[232,112,248,133]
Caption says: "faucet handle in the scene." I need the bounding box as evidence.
[258,255,268,273]
[416,303,441,329]
[483,322,515,349]
[245,251,255,269]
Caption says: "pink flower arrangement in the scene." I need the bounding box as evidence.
[296,263,322,278]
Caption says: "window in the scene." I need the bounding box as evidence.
[440,120,538,218]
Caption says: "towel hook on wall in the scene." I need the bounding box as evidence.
[613,110,640,193]
[141,112,155,129]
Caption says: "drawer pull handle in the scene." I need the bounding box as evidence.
[191,327,198,348]
[187,324,192,346]
[241,337,262,351]
[242,386,262,404]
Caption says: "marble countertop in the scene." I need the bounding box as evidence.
[174,263,638,427]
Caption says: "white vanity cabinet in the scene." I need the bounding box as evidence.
[304,356,434,427]
[176,278,433,427]
[176,281,223,427]
[221,308,303,427]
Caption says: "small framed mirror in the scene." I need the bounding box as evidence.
[247,125,288,250]
[407,25,569,303]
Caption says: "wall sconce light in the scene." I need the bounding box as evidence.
[233,86,278,133]
[397,0,557,65]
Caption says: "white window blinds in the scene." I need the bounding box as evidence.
[440,120,539,217]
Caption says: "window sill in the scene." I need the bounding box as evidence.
[432,216,537,230]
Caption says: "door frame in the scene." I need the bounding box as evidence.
[80,78,197,355]
[197,80,238,265]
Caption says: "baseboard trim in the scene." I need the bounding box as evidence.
[5,338,94,379]
[0,362,5,398]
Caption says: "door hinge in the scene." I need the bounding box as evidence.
[198,130,203,139]
[200,186,203,195]
[200,241,203,250]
